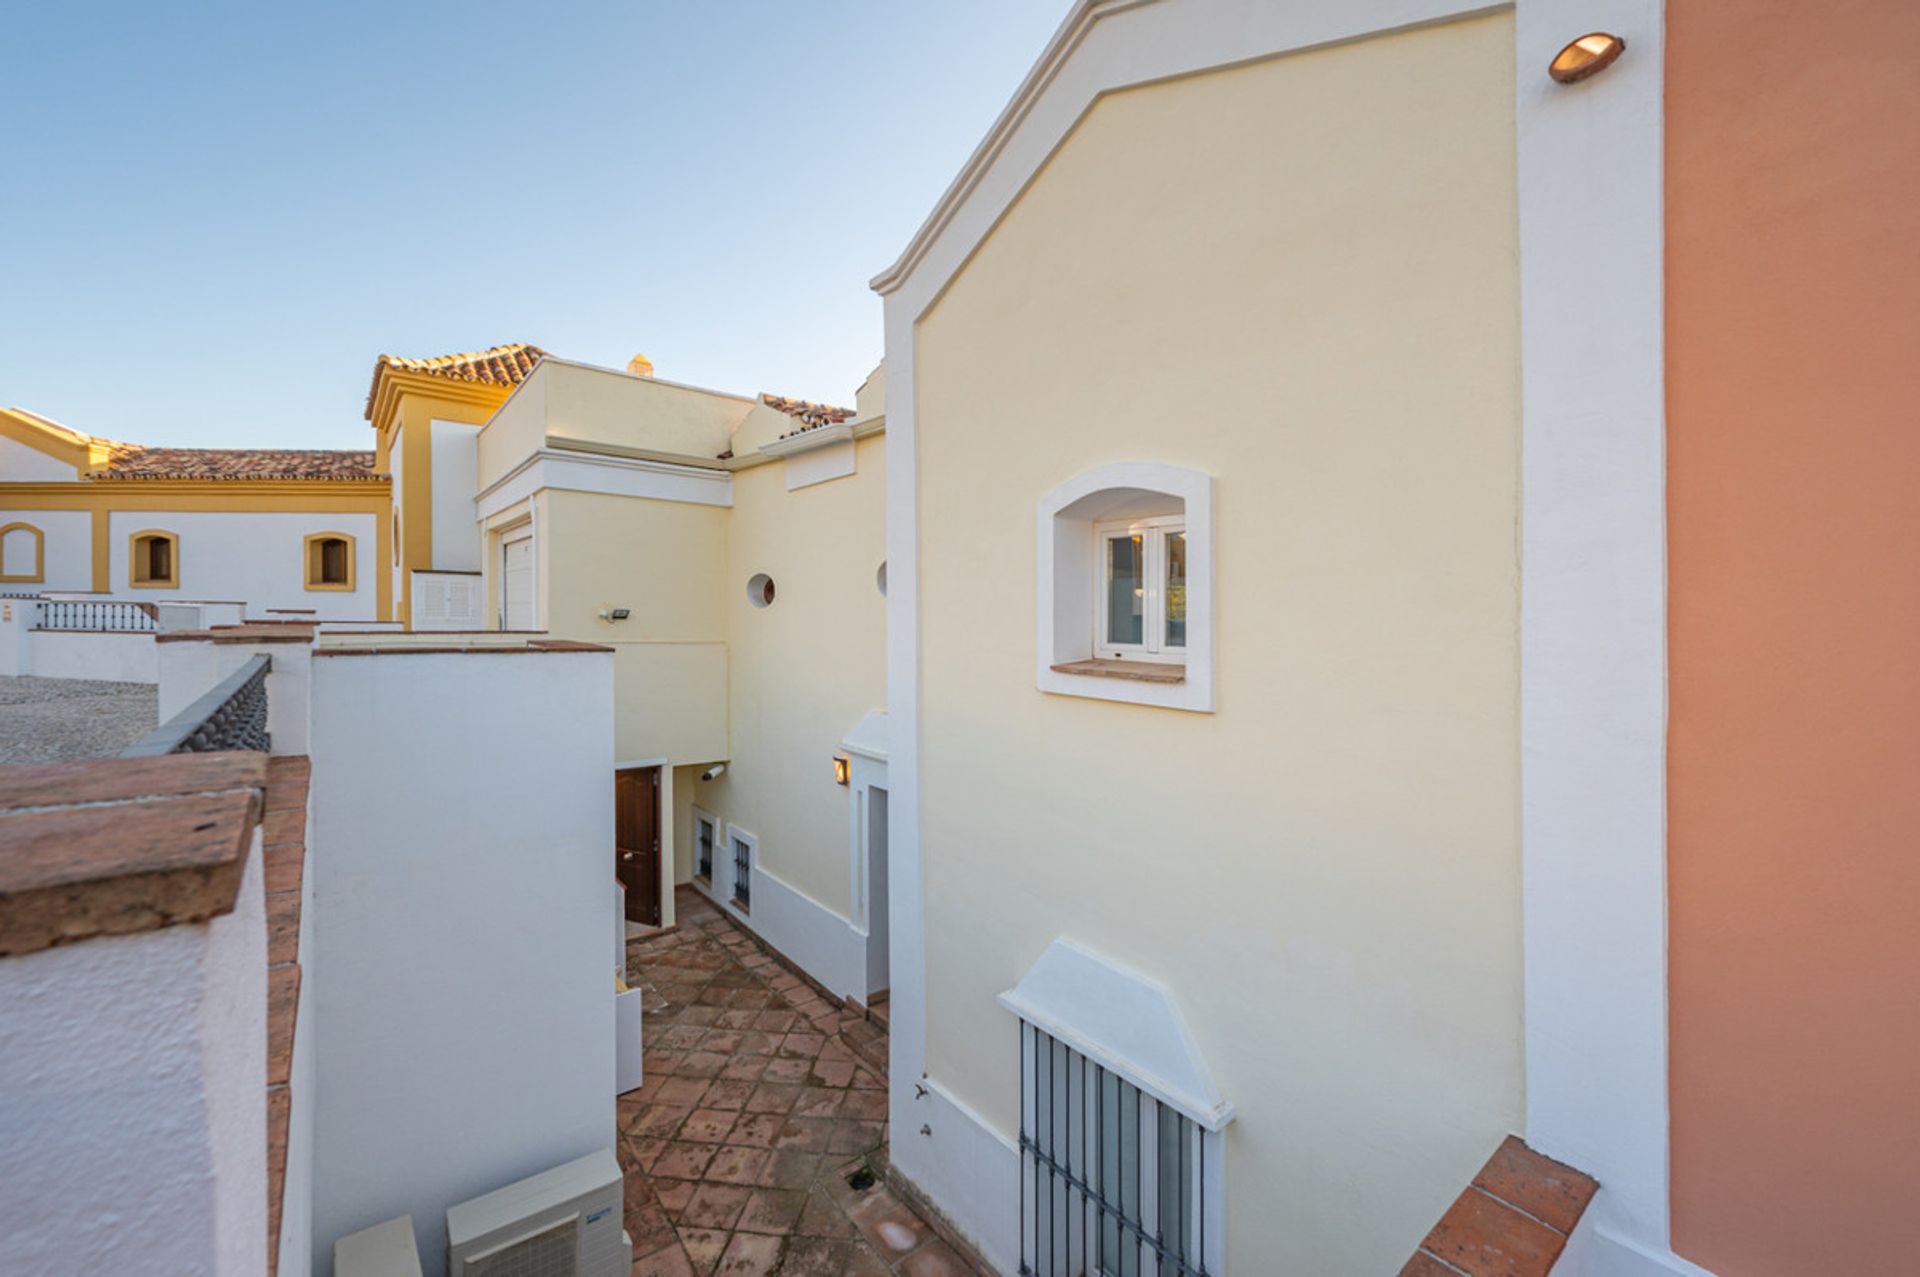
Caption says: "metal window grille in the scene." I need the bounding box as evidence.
[1020,1023,1214,1277]
[697,819,714,879]
[732,836,751,907]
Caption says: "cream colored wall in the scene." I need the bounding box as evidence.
[538,489,730,765]
[912,15,1520,1275]
[476,375,550,493]
[690,433,887,922]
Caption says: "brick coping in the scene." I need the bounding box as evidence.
[0,752,266,957]
[1402,1136,1600,1276]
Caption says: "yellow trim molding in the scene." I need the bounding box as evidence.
[0,521,45,583]
[128,529,180,589]
[303,531,357,591]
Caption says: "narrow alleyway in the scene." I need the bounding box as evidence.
[621,890,980,1276]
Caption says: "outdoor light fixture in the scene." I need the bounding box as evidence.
[597,607,631,622]
[833,753,851,786]
[1549,32,1624,83]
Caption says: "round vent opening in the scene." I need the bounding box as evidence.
[748,573,776,608]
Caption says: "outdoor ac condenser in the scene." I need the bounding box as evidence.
[444,1148,630,1277]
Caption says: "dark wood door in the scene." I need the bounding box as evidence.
[615,767,661,926]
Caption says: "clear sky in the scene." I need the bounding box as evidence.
[1,1,1068,450]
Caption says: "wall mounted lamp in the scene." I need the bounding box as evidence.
[1549,32,1625,83]
[833,753,851,786]
[597,607,631,623]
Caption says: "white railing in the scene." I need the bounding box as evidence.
[35,600,159,632]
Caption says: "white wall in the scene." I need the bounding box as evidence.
[0,508,91,591]
[306,648,618,1275]
[0,835,267,1275]
[28,628,159,682]
[429,420,481,572]
[0,433,81,481]
[109,511,379,619]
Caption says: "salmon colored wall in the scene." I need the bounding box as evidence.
[1666,3,1920,1272]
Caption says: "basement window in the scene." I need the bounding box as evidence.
[304,533,355,591]
[129,530,179,589]
[693,808,718,883]
[1038,463,1213,711]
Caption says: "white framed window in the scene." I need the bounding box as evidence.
[1094,515,1187,663]
[1037,462,1213,712]
[691,806,719,883]
[1002,939,1230,1277]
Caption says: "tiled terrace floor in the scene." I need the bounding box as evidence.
[621,890,980,1276]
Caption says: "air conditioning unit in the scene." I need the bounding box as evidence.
[445,1148,630,1277]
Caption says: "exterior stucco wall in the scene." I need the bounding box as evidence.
[690,434,887,926]
[0,508,90,589]
[0,432,84,481]
[540,489,730,765]
[107,510,379,618]
[306,648,617,1274]
[911,15,1520,1274]
[0,836,266,1276]
[1666,2,1920,1272]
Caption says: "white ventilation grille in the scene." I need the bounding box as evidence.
[413,571,483,631]
[462,1215,578,1277]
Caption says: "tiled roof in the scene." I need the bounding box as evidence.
[363,343,548,418]
[763,393,856,439]
[95,447,380,481]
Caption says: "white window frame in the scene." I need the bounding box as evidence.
[1092,514,1187,663]
[1037,461,1214,712]
[691,805,719,885]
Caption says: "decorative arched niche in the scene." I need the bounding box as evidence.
[1037,461,1213,711]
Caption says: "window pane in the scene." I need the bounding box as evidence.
[1164,532,1186,649]
[1106,534,1144,647]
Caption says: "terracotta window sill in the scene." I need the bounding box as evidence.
[1049,659,1186,686]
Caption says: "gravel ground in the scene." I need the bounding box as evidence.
[0,677,159,764]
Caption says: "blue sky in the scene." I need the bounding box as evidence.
[0,1,1067,449]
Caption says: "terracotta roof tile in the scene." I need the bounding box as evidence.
[763,393,856,439]
[363,343,548,418]
[93,446,379,481]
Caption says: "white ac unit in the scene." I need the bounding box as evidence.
[413,572,484,632]
[444,1148,630,1277]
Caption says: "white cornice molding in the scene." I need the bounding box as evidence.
[870,0,1158,296]
[757,422,855,460]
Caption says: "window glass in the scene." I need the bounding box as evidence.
[1106,534,1144,647]
[1164,531,1187,649]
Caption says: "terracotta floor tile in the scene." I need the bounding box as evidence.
[901,1239,976,1276]
[795,1189,857,1239]
[633,1104,695,1137]
[744,1083,801,1115]
[809,1060,855,1088]
[838,1090,887,1121]
[719,1057,766,1082]
[679,1052,731,1079]
[678,1227,730,1276]
[774,1117,836,1153]
[761,1058,812,1085]
[653,1142,718,1180]
[713,1231,782,1276]
[632,1241,695,1277]
[791,1087,843,1120]
[699,1079,756,1112]
[628,1201,679,1258]
[735,1187,805,1236]
[779,1032,827,1059]
[828,1120,886,1156]
[657,1077,711,1107]
[703,1145,771,1186]
[655,1178,697,1221]
[728,1113,786,1149]
[681,1183,752,1231]
[680,1108,739,1145]
[849,1191,932,1258]
[755,1150,824,1192]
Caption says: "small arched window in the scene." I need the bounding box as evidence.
[129,530,179,589]
[305,533,356,591]
[0,522,45,584]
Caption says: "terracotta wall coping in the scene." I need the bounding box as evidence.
[0,752,266,958]
[156,626,316,645]
[314,639,614,656]
[1401,1137,1599,1277]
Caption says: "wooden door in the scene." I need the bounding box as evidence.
[615,767,661,925]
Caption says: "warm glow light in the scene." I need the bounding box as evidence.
[833,754,851,786]
[1549,31,1625,83]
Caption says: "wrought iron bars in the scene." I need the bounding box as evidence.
[122,654,271,756]
[732,835,751,907]
[1019,1022,1211,1277]
[37,600,158,632]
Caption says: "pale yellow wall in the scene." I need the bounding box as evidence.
[476,375,550,493]
[690,433,887,921]
[538,489,731,764]
[912,15,1520,1274]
